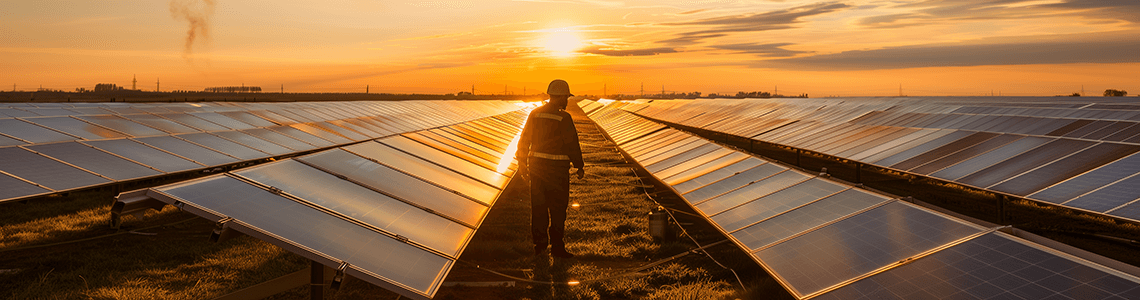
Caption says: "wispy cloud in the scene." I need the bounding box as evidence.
[709,42,810,57]
[860,0,1140,28]
[659,2,851,45]
[761,31,1140,70]
[511,0,626,7]
[579,46,678,56]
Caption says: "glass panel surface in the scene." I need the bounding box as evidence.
[84,139,203,172]
[157,113,230,131]
[176,133,269,160]
[119,114,200,134]
[28,142,160,180]
[189,112,257,130]
[662,151,748,186]
[343,142,503,201]
[814,232,1140,300]
[958,139,1097,188]
[0,134,25,146]
[235,160,473,256]
[1063,175,1140,212]
[991,143,1140,196]
[873,130,975,166]
[851,129,950,162]
[639,139,708,166]
[219,112,277,127]
[267,126,334,147]
[291,123,353,144]
[929,136,1052,181]
[412,131,499,163]
[1030,153,1140,204]
[404,132,501,170]
[909,134,1023,174]
[157,175,451,294]
[684,164,789,205]
[0,147,110,190]
[756,202,981,297]
[134,136,238,166]
[0,119,77,143]
[655,148,736,180]
[212,131,293,155]
[710,178,845,232]
[298,149,487,226]
[380,136,510,181]
[25,116,126,140]
[673,158,765,194]
[645,143,722,173]
[697,171,813,215]
[1109,201,1140,221]
[310,122,369,141]
[890,132,999,170]
[732,190,889,251]
[241,129,315,151]
[0,172,53,201]
[75,115,166,137]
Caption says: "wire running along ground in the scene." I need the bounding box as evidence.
[0,217,200,253]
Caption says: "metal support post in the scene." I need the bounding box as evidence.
[311,260,324,300]
[795,149,802,167]
[998,195,1007,224]
[855,163,862,184]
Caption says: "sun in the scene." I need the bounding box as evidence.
[543,30,583,58]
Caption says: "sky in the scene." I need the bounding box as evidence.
[2,0,1138,96]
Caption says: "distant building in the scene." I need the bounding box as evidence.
[94,83,125,92]
[205,86,262,93]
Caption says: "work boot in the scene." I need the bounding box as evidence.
[551,248,575,258]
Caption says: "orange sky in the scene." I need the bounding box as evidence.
[2,0,1138,96]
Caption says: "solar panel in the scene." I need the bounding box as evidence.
[814,232,1140,300]
[212,131,294,156]
[0,171,53,201]
[0,118,79,143]
[672,158,766,194]
[731,189,890,251]
[118,114,201,134]
[176,133,270,160]
[1028,153,1140,204]
[233,160,473,256]
[297,149,489,227]
[83,139,204,173]
[341,141,503,200]
[709,178,847,232]
[684,163,789,204]
[240,128,317,151]
[154,175,453,297]
[0,146,110,190]
[26,142,160,180]
[75,115,167,137]
[133,136,239,166]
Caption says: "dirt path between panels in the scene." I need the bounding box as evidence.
[421,102,782,300]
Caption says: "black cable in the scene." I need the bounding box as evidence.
[1,217,200,253]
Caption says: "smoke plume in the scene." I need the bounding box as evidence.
[169,0,216,58]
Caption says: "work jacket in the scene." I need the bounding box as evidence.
[516,103,584,169]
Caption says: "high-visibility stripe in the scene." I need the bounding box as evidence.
[536,113,563,122]
[530,151,570,161]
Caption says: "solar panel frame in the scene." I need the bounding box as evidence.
[26,141,162,180]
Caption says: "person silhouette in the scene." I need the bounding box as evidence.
[516,79,584,258]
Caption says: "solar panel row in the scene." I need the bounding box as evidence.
[609,98,1140,224]
[114,108,528,300]
[0,101,521,203]
[582,100,1140,300]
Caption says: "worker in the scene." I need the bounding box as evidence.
[516,79,585,258]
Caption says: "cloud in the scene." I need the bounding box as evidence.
[511,0,625,7]
[169,0,216,59]
[761,31,1140,70]
[709,42,810,57]
[578,46,678,56]
[859,0,1140,28]
[659,2,851,45]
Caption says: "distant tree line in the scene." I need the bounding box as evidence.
[205,86,262,93]
[1104,89,1128,97]
[706,91,808,99]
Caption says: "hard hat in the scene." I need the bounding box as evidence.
[547,79,574,96]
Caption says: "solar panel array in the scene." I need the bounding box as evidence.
[122,108,528,300]
[0,101,521,203]
[582,100,1140,299]
[610,98,1140,224]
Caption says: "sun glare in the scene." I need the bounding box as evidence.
[543,30,583,58]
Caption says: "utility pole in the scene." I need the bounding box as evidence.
[504,84,508,95]
[640,82,644,97]
[156,78,160,92]
[366,85,369,94]
[899,84,902,97]
[603,84,606,97]
[281,84,284,94]
[133,74,137,90]
[661,85,665,97]
[471,84,475,95]
[523,87,526,95]
[775,85,778,96]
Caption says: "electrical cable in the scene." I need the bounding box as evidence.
[0,217,199,253]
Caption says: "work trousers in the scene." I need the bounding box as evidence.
[528,157,571,250]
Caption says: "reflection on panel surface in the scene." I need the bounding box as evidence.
[581,100,1140,300]
[115,107,526,299]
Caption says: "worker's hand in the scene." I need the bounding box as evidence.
[575,167,585,180]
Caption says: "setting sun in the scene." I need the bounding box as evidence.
[542,29,583,58]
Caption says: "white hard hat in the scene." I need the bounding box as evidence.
[547,79,573,96]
